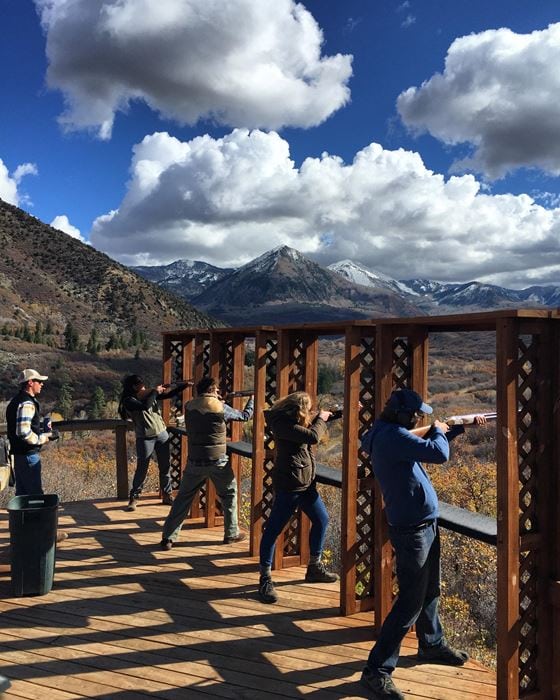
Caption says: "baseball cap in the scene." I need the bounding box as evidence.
[18,369,48,384]
[386,388,433,415]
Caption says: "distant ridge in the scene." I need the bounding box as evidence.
[0,199,221,340]
[133,247,560,321]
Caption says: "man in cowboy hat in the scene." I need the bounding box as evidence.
[6,369,53,496]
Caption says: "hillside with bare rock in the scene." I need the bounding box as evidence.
[0,199,220,339]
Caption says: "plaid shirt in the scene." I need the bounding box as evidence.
[16,399,49,447]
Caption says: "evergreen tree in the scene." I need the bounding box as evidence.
[22,322,32,342]
[57,382,74,420]
[134,347,141,360]
[45,319,54,336]
[109,380,122,403]
[33,321,43,344]
[105,333,118,351]
[87,327,99,355]
[90,387,107,420]
[63,322,79,351]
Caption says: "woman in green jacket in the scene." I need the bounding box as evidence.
[119,374,188,511]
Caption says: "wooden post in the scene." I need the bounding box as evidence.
[496,318,521,699]
[552,321,560,700]
[341,325,361,614]
[115,424,129,499]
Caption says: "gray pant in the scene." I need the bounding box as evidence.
[162,458,238,541]
[130,430,172,499]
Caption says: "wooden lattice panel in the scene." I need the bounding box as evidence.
[168,430,183,489]
[289,336,306,393]
[516,334,540,694]
[392,337,412,389]
[355,335,376,600]
[283,334,307,559]
[167,340,185,487]
[169,340,186,418]
[218,339,235,440]
[262,338,278,525]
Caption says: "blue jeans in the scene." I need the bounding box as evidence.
[13,452,43,496]
[130,431,172,499]
[259,485,329,568]
[367,520,444,676]
[162,457,239,541]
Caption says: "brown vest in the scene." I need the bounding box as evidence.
[185,394,226,461]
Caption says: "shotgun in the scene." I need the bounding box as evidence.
[411,411,496,438]
[223,390,254,399]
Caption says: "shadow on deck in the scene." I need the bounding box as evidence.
[0,498,495,699]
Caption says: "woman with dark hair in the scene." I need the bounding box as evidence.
[119,375,188,512]
[258,391,338,604]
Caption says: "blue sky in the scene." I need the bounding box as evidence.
[1,0,560,287]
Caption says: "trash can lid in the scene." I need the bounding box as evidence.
[7,494,60,511]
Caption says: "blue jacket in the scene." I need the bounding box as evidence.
[361,420,463,527]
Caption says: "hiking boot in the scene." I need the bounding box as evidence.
[160,538,173,551]
[125,498,138,512]
[258,575,278,604]
[223,531,247,544]
[418,643,469,666]
[360,668,404,699]
[161,493,174,506]
[305,561,339,583]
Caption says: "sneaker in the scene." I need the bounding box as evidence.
[161,493,174,506]
[418,643,469,666]
[125,498,138,512]
[360,669,404,699]
[56,531,68,544]
[160,538,173,551]
[258,575,278,604]
[223,531,247,544]
[305,561,339,583]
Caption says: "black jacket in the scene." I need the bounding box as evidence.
[6,391,42,455]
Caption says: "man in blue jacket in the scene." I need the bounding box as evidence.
[359,388,474,700]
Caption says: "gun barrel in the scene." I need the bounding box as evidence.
[446,411,497,425]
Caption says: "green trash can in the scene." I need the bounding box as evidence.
[7,494,59,596]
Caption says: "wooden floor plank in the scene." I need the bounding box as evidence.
[0,498,495,699]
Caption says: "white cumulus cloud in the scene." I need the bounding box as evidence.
[35,0,352,138]
[90,129,560,288]
[50,214,87,243]
[397,23,560,179]
[0,158,38,206]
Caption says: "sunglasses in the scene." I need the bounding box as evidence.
[32,379,45,384]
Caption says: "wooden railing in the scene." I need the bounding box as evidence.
[161,311,560,700]
[1,419,133,499]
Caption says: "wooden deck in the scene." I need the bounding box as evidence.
[0,498,496,699]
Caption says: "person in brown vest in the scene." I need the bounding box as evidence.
[160,376,253,549]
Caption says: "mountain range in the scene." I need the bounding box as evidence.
[132,246,560,324]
